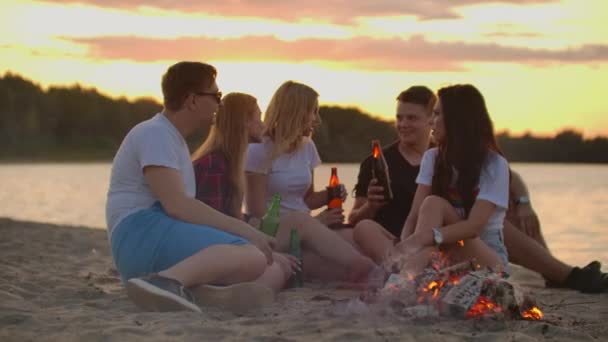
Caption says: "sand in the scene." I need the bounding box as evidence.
[1,217,606,341]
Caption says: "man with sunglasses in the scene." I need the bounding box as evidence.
[106,61,287,312]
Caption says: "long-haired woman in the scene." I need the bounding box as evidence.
[394,84,510,274]
[244,81,377,283]
[192,92,263,220]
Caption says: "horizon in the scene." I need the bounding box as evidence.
[3,69,606,140]
[1,0,607,138]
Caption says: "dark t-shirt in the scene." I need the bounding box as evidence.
[354,141,420,237]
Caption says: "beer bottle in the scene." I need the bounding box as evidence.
[288,228,304,288]
[327,167,344,228]
[371,140,394,200]
[260,194,281,237]
[327,167,342,209]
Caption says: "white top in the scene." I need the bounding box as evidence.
[245,137,322,216]
[416,147,509,232]
[105,113,196,236]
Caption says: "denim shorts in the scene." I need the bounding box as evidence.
[480,228,510,276]
[110,202,249,282]
[454,207,509,275]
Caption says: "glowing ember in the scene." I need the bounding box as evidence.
[457,240,464,247]
[522,307,543,320]
[418,279,446,302]
[379,261,542,321]
[465,296,502,318]
[430,251,451,271]
[449,276,460,285]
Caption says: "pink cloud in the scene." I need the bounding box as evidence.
[66,35,608,72]
[40,0,558,22]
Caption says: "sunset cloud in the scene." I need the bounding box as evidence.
[67,35,608,72]
[40,0,558,22]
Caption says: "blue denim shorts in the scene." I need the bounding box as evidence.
[480,228,510,276]
[110,202,249,282]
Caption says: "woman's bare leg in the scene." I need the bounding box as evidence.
[401,196,502,273]
[353,220,396,263]
[251,261,291,292]
[159,244,267,287]
[273,212,375,281]
[334,228,358,248]
[300,250,349,282]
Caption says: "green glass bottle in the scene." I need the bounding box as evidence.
[260,194,281,237]
[288,228,304,288]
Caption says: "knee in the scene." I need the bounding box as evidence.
[419,195,446,215]
[283,211,321,238]
[238,245,268,280]
[353,219,379,244]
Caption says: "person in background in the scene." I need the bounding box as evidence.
[244,81,377,283]
[507,170,548,248]
[351,85,607,292]
[106,62,291,313]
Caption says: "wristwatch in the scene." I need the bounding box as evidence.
[515,196,531,206]
[432,227,443,246]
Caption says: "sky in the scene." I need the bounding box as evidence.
[1,0,607,137]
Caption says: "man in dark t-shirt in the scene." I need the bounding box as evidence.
[348,86,434,262]
[353,142,419,237]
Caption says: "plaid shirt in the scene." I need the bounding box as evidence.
[193,151,233,216]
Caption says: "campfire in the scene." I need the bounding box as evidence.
[370,252,544,321]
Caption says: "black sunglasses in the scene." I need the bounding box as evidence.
[193,91,222,104]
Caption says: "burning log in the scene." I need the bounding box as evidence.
[436,260,477,277]
[377,261,544,321]
[439,272,486,317]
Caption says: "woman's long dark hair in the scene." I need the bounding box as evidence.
[432,84,503,216]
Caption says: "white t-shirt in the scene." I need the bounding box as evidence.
[416,147,509,232]
[105,113,196,236]
[245,137,321,216]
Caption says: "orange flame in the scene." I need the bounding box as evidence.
[522,307,543,320]
[418,279,446,302]
[372,144,380,158]
[465,296,502,318]
[457,240,464,247]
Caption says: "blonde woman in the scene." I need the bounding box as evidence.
[192,93,264,221]
[244,81,377,284]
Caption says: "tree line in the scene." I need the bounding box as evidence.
[1,72,606,163]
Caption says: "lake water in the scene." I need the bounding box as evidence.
[0,162,606,267]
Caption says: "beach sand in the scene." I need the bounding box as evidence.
[1,217,606,341]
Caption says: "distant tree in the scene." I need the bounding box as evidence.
[0,72,606,163]
[313,106,397,162]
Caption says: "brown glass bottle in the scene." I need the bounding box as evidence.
[327,167,342,209]
[327,167,344,229]
[371,140,394,200]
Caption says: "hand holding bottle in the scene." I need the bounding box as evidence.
[272,252,302,276]
[367,178,388,210]
[337,184,348,202]
[315,208,345,227]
